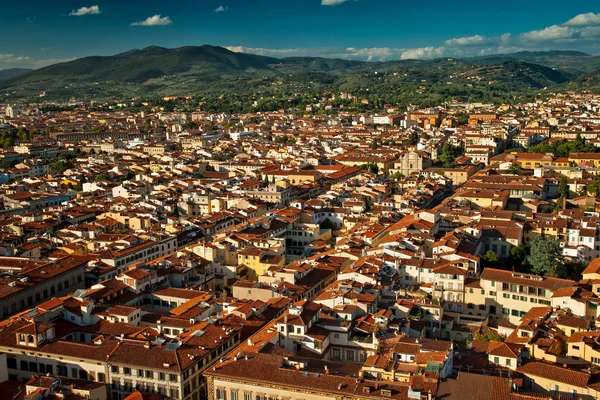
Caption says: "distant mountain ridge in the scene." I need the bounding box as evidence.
[1,45,599,100]
[0,68,33,81]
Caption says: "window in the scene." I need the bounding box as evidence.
[244,394,251,400]
[506,359,511,366]
[111,366,118,373]
[7,358,16,369]
[217,389,225,400]
[494,357,499,364]
[98,373,105,382]
[232,392,238,400]
[333,349,341,360]
[346,350,355,361]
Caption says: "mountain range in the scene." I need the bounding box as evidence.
[0,68,33,82]
[1,45,599,101]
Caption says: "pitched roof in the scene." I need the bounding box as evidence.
[516,361,591,388]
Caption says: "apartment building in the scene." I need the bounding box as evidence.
[0,291,244,400]
[98,235,178,274]
[471,268,575,324]
[0,256,86,319]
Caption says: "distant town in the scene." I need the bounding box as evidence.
[1,92,600,400]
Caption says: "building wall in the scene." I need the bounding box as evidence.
[0,266,85,319]
[522,373,599,400]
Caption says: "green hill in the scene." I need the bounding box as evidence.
[468,51,600,73]
[0,68,33,82]
[1,46,597,101]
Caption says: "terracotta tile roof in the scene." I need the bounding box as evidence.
[516,361,591,388]
[480,268,575,291]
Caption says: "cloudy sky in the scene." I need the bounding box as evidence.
[1,0,599,69]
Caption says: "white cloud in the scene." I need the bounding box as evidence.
[0,54,74,70]
[226,46,340,58]
[579,26,600,38]
[400,47,446,60]
[214,6,228,12]
[344,47,396,61]
[444,35,487,46]
[131,15,172,26]
[69,5,101,16]
[321,0,350,5]
[520,25,574,41]
[227,46,405,61]
[564,13,600,27]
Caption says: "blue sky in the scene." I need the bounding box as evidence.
[1,0,600,69]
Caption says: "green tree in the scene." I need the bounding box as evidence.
[76,175,86,191]
[474,330,505,342]
[554,261,587,281]
[95,173,111,181]
[389,172,405,180]
[320,218,337,231]
[557,176,569,199]
[369,163,379,175]
[371,139,379,150]
[586,175,600,197]
[507,163,522,175]
[527,235,564,276]
[50,160,73,174]
[480,250,501,269]
[438,144,461,168]
[16,127,30,141]
[509,245,527,265]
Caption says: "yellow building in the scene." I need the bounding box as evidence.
[569,152,600,168]
[237,246,285,279]
[517,361,600,399]
[567,331,600,365]
[477,268,575,324]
